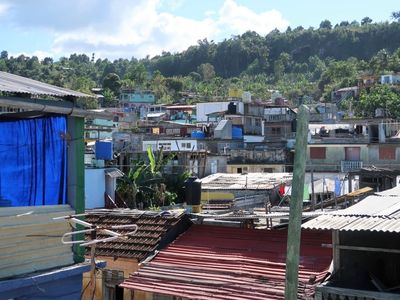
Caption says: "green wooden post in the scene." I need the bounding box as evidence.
[67,116,86,263]
[285,105,309,300]
[74,117,85,262]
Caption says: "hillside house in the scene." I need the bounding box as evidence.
[120,89,155,117]
[0,71,112,300]
[307,120,400,173]
[380,74,400,85]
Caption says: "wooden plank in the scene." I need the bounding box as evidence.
[0,205,72,217]
[0,207,75,279]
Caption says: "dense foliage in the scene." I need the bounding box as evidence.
[1,18,400,111]
[117,147,190,209]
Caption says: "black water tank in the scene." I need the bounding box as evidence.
[227,102,237,114]
[184,176,201,205]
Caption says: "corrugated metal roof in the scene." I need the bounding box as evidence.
[121,225,332,300]
[0,71,93,98]
[104,168,124,178]
[302,186,400,232]
[84,210,189,261]
[334,195,400,217]
[200,173,292,190]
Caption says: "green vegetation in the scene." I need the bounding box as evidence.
[1,17,400,115]
[117,146,190,209]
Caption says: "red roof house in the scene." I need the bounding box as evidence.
[121,225,332,300]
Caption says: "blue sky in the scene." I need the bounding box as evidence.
[0,0,398,60]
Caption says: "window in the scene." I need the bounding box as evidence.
[271,127,281,135]
[255,118,261,127]
[263,168,273,173]
[181,142,192,149]
[345,147,361,161]
[158,142,171,151]
[379,146,396,160]
[310,147,326,159]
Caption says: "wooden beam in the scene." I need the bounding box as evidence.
[322,243,400,254]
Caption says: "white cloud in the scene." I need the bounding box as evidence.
[1,0,289,59]
[0,3,9,16]
[218,0,289,35]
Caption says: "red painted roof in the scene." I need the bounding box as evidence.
[121,225,332,299]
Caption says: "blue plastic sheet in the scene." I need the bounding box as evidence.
[0,116,67,206]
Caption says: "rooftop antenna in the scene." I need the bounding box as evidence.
[54,214,138,300]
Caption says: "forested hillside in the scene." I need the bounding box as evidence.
[1,18,400,108]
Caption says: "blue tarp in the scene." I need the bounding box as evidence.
[0,116,67,206]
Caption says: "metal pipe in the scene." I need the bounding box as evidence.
[0,97,114,120]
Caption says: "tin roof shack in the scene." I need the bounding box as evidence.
[0,71,112,300]
[81,209,191,300]
[200,172,292,209]
[351,167,400,193]
[121,225,332,300]
[303,186,400,299]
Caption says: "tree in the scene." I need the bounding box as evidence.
[319,20,332,30]
[0,50,8,59]
[197,63,215,81]
[117,147,189,209]
[358,85,400,118]
[102,73,121,96]
[164,77,183,94]
[361,17,373,25]
[391,11,400,22]
[127,63,147,86]
[102,88,119,107]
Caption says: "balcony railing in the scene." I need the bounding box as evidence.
[316,285,399,300]
[264,114,292,122]
[341,160,363,172]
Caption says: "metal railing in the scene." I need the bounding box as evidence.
[341,160,363,172]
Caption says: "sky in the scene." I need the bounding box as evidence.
[0,0,398,60]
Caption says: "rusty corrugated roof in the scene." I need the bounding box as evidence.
[84,210,187,261]
[0,71,93,99]
[121,225,332,300]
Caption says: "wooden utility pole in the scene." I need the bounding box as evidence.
[284,105,309,300]
[310,167,315,211]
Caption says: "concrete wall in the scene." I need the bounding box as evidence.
[143,139,197,152]
[308,144,400,171]
[366,144,400,167]
[196,101,244,122]
[0,264,91,300]
[85,168,106,209]
[307,144,368,172]
[82,257,139,300]
[226,164,285,173]
[204,156,227,176]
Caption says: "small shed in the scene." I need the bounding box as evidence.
[303,186,400,299]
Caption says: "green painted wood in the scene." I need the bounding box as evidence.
[74,117,85,263]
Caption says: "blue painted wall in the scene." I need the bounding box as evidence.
[0,263,103,300]
[120,90,155,103]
